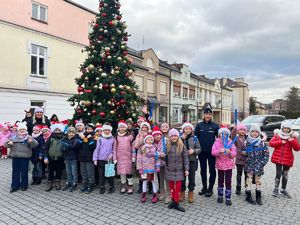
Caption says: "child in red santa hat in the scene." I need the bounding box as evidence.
[0,123,11,159]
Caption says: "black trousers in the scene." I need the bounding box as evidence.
[48,158,65,181]
[275,164,290,189]
[236,164,247,188]
[97,160,114,188]
[182,161,196,191]
[199,151,216,191]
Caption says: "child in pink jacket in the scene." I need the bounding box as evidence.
[212,126,236,206]
[0,124,11,159]
[113,120,135,194]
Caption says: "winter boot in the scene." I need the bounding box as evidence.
[168,200,175,209]
[217,187,224,203]
[179,191,185,202]
[108,186,115,194]
[31,177,37,185]
[272,187,279,197]
[173,202,185,212]
[280,189,292,199]
[62,183,71,191]
[235,185,241,195]
[151,193,158,203]
[127,185,134,194]
[55,180,61,190]
[245,190,256,205]
[256,189,263,205]
[69,183,77,192]
[137,180,143,194]
[225,189,232,206]
[198,187,207,196]
[46,181,53,192]
[141,192,147,203]
[99,186,105,194]
[120,183,126,194]
[188,191,194,203]
[35,178,41,185]
[85,184,93,194]
[205,189,213,197]
[80,184,88,193]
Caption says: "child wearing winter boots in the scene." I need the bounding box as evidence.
[233,123,248,195]
[133,121,152,193]
[245,124,269,205]
[93,124,115,194]
[43,123,66,192]
[166,129,189,212]
[31,125,44,185]
[0,124,11,159]
[5,122,38,192]
[270,121,300,198]
[180,122,201,203]
[113,120,135,194]
[62,127,81,192]
[212,126,236,205]
[78,124,97,194]
[137,133,160,203]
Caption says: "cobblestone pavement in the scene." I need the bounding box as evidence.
[0,147,300,225]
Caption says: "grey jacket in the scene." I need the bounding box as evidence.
[166,143,189,181]
[5,135,38,158]
[181,135,201,161]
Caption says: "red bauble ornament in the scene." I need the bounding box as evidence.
[91,109,97,115]
[126,111,130,115]
[77,108,83,114]
[125,72,129,77]
[77,86,84,93]
[116,102,120,107]
[109,21,113,26]
[102,13,107,17]
[99,2,104,8]
[102,83,109,89]
[123,36,128,42]
[94,24,99,28]
[82,68,87,74]
[123,51,128,56]
[118,114,122,118]
[116,3,121,9]
[116,15,122,20]
[105,51,110,56]
[98,36,104,41]
[99,112,106,118]
[120,99,126,104]
[121,91,126,95]
[84,89,92,93]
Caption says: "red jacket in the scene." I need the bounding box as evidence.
[269,135,300,167]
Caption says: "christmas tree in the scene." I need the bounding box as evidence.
[68,0,143,128]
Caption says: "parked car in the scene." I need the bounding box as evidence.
[241,115,286,140]
[292,117,300,133]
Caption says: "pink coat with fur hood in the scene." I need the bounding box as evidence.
[212,138,237,170]
[0,131,11,146]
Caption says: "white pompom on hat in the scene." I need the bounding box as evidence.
[50,123,65,133]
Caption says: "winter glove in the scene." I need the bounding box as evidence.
[113,160,117,165]
[132,157,136,163]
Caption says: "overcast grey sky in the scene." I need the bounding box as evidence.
[74,0,300,103]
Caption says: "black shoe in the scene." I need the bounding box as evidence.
[85,186,93,194]
[108,187,115,194]
[137,188,143,194]
[78,176,82,184]
[21,187,28,191]
[55,180,61,190]
[31,178,37,185]
[99,187,105,194]
[235,186,241,195]
[62,183,71,191]
[226,199,232,206]
[198,188,207,196]
[245,191,256,205]
[46,182,53,192]
[173,202,185,212]
[10,188,18,193]
[205,190,213,197]
[81,185,88,193]
[35,178,41,185]
[256,190,263,205]
[69,184,77,192]
[168,201,175,209]
[217,197,223,203]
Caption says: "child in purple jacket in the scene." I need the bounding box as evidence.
[212,126,236,206]
[93,124,115,194]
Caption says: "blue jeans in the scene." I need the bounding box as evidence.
[11,158,30,189]
[65,160,78,185]
[80,162,95,185]
[32,161,43,178]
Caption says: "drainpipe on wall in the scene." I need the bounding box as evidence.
[169,70,172,126]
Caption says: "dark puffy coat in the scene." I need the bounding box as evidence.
[234,136,247,166]
[31,135,45,163]
[181,135,201,161]
[194,120,219,152]
[78,137,96,162]
[269,136,300,167]
[62,137,82,160]
[26,116,51,135]
[166,143,189,181]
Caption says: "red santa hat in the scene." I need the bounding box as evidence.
[140,122,151,132]
[152,126,162,137]
[41,125,51,133]
[118,120,128,129]
[95,124,103,132]
[218,124,231,136]
[144,133,154,143]
[182,122,194,131]
[137,116,146,123]
[61,120,69,126]
[33,125,43,131]
[75,120,84,128]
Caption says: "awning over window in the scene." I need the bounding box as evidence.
[182,104,189,112]
[147,96,160,105]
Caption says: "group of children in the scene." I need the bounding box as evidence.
[1,116,300,212]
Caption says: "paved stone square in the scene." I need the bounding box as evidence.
[0,147,300,225]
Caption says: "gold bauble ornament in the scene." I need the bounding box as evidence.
[88,64,95,71]
[111,88,116,93]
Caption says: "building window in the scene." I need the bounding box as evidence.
[189,89,195,99]
[173,85,181,97]
[183,88,188,99]
[147,58,155,69]
[32,2,48,22]
[147,79,155,93]
[30,101,45,113]
[190,109,196,121]
[134,75,144,91]
[31,44,47,76]
[160,82,167,95]
[159,106,168,123]
[172,108,179,123]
